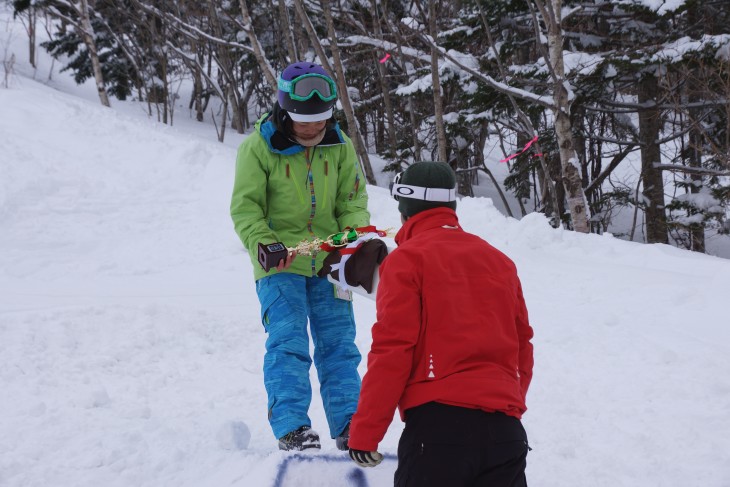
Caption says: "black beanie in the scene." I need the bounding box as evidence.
[397,161,457,217]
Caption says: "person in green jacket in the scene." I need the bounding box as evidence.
[230,61,370,451]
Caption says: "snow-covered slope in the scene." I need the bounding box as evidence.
[2,72,730,487]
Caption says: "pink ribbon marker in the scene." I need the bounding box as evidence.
[379,53,391,63]
[499,135,539,163]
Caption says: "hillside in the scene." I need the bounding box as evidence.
[2,11,730,483]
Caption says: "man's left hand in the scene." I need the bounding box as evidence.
[349,449,383,468]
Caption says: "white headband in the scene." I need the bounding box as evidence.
[391,183,456,202]
[287,108,333,122]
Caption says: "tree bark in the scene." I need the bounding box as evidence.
[477,120,514,217]
[208,0,243,134]
[28,7,37,68]
[238,0,277,92]
[380,9,420,162]
[305,0,376,184]
[539,0,589,232]
[684,5,708,253]
[637,75,669,244]
[428,0,448,163]
[370,0,397,160]
[277,0,298,62]
[688,111,707,252]
[79,0,110,107]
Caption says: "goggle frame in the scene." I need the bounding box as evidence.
[278,73,338,102]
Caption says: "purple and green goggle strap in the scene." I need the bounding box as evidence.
[278,74,337,102]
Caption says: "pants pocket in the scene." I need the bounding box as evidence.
[256,277,283,329]
[397,440,475,487]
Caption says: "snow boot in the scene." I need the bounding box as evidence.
[335,422,350,451]
[278,426,321,451]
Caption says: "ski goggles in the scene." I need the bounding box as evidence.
[278,74,337,102]
[390,171,457,202]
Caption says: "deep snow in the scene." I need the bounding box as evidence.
[2,9,730,486]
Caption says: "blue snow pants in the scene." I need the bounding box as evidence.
[255,272,361,440]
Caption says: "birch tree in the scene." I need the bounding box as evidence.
[77,0,109,106]
[532,0,589,232]
[423,0,447,163]
[22,0,111,106]
[238,0,276,92]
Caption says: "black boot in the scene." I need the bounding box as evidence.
[278,426,321,451]
[335,422,350,451]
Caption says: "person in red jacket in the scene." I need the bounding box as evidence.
[347,161,534,486]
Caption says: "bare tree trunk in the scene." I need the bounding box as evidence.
[193,48,204,122]
[277,0,298,62]
[240,68,259,131]
[638,75,669,244]
[219,85,230,143]
[688,122,706,252]
[208,0,243,133]
[428,0,448,163]
[380,10,420,162]
[3,52,15,89]
[306,0,376,184]
[685,5,708,253]
[79,0,110,107]
[476,120,514,216]
[28,7,37,68]
[238,0,277,92]
[476,2,559,223]
[370,0,397,160]
[538,0,589,232]
[161,52,169,124]
[291,0,328,66]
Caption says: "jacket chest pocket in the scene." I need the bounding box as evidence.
[281,157,335,211]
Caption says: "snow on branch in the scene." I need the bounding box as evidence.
[344,33,554,108]
[651,35,730,64]
[654,164,730,177]
[433,44,555,110]
[616,0,688,16]
[343,35,431,65]
[136,2,254,54]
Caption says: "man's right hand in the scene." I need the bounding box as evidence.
[349,449,383,468]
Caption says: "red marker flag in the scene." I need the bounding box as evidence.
[500,135,539,163]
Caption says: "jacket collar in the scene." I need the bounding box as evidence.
[256,103,345,155]
[395,207,462,245]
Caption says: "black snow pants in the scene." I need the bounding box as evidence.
[394,402,529,487]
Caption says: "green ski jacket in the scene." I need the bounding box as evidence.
[231,111,370,281]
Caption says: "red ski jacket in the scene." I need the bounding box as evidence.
[348,207,534,452]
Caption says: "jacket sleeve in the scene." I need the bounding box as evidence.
[335,134,370,229]
[515,279,534,401]
[348,250,421,452]
[230,139,279,256]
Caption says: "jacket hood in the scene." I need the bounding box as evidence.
[256,102,345,155]
[395,207,461,246]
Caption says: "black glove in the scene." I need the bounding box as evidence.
[349,448,384,468]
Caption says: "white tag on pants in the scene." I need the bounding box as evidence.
[335,285,353,301]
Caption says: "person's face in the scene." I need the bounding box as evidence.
[291,120,327,139]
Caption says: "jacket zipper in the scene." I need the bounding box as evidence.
[320,152,329,212]
[286,159,306,205]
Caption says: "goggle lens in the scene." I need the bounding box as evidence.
[285,74,337,102]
